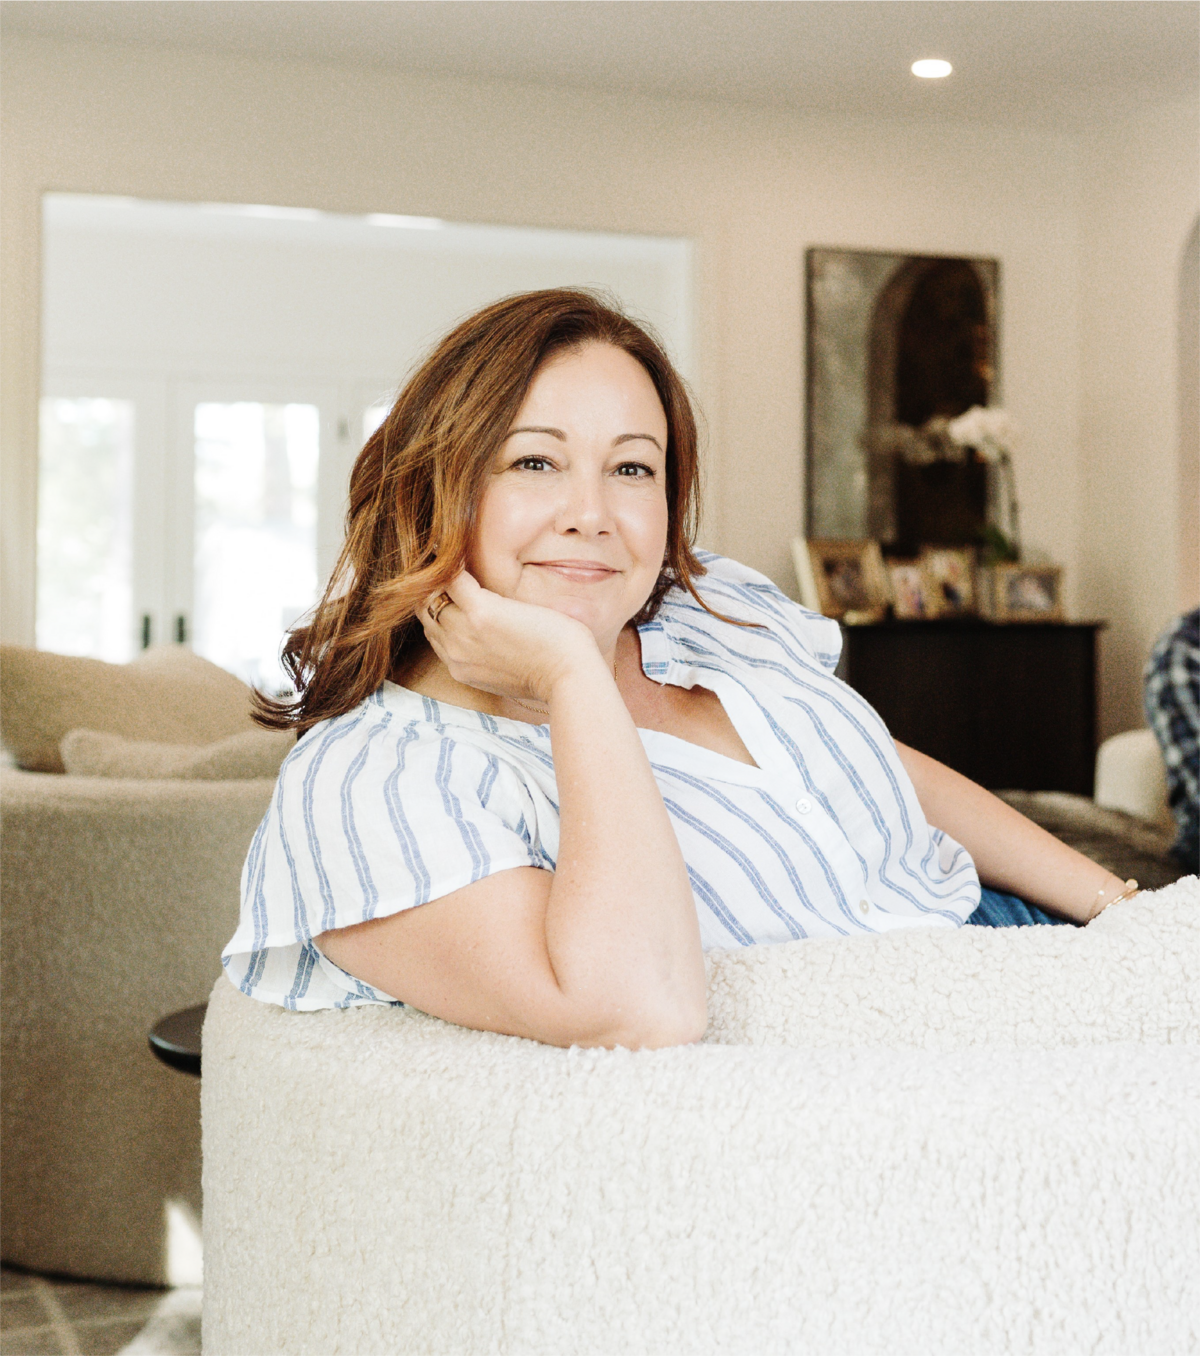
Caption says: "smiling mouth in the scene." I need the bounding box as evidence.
[528,560,620,582]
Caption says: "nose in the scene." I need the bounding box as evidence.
[555,465,613,537]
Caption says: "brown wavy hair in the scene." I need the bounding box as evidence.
[254,288,716,734]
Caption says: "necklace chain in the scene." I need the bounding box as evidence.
[509,695,551,717]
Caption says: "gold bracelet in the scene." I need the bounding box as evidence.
[1087,877,1139,922]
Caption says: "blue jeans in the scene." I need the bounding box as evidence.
[966,887,1074,928]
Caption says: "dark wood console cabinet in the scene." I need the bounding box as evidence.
[837,620,1103,795]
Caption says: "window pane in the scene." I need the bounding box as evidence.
[193,402,318,691]
[36,397,135,661]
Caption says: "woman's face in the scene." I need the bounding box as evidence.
[467,341,670,655]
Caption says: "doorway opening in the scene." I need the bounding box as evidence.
[39,194,693,687]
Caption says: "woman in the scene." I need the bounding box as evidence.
[224,289,1138,1047]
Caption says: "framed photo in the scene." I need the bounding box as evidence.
[790,537,823,614]
[804,539,891,622]
[982,563,1064,622]
[888,560,936,620]
[919,547,976,617]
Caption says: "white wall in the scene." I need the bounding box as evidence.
[1078,99,1200,737]
[42,196,694,389]
[1177,218,1199,616]
[5,30,1191,741]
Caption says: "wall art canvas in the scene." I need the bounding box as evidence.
[805,248,1000,548]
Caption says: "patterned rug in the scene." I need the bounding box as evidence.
[0,1267,199,1356]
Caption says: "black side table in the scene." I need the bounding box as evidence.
[148,1003,206,1077]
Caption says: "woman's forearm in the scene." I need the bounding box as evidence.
[895,742,1129,923]
[542,652,707,1044]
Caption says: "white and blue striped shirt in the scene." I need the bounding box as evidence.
[224,553,980,1009]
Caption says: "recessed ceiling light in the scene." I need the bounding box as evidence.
[912,59,953,79]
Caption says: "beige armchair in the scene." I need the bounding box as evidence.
[0,645,280,1284]
[2,772,273,1284]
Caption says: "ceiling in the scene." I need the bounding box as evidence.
[2,0,1197,133]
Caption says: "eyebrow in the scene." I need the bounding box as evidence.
[505,425,664,453]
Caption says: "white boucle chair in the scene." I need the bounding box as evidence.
[203,881,1200,1356]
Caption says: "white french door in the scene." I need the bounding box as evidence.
[37,376,166,663]
[37,373,397,688]
[170,381,339,690]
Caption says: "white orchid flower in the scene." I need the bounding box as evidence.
[947,405,1019,462]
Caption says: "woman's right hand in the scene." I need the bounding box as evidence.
[320,565,707,1050]
[324,567,706,1050]
[419,570,606,707]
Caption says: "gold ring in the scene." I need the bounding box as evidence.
[429,592,453,623]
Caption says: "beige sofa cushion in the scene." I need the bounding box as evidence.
[0,644,256,773]
[60,727,295,780]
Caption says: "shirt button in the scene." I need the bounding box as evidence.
[795,797,813,815]
[858,899,871,916]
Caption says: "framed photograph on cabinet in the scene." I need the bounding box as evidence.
[919,547,976,617]
[790,537,823,614]
[980,563,1064,622]
[804,539,891,622]
[887,560,936,620]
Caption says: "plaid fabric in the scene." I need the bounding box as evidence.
[1144,609,1200,869]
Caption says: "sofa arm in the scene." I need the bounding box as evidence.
[1094,728,1172,831]
[1,769,274,1283]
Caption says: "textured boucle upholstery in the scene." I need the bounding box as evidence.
[203,880,1199,1356]
[1,769,275,1283]
[704,883,1198,1047]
